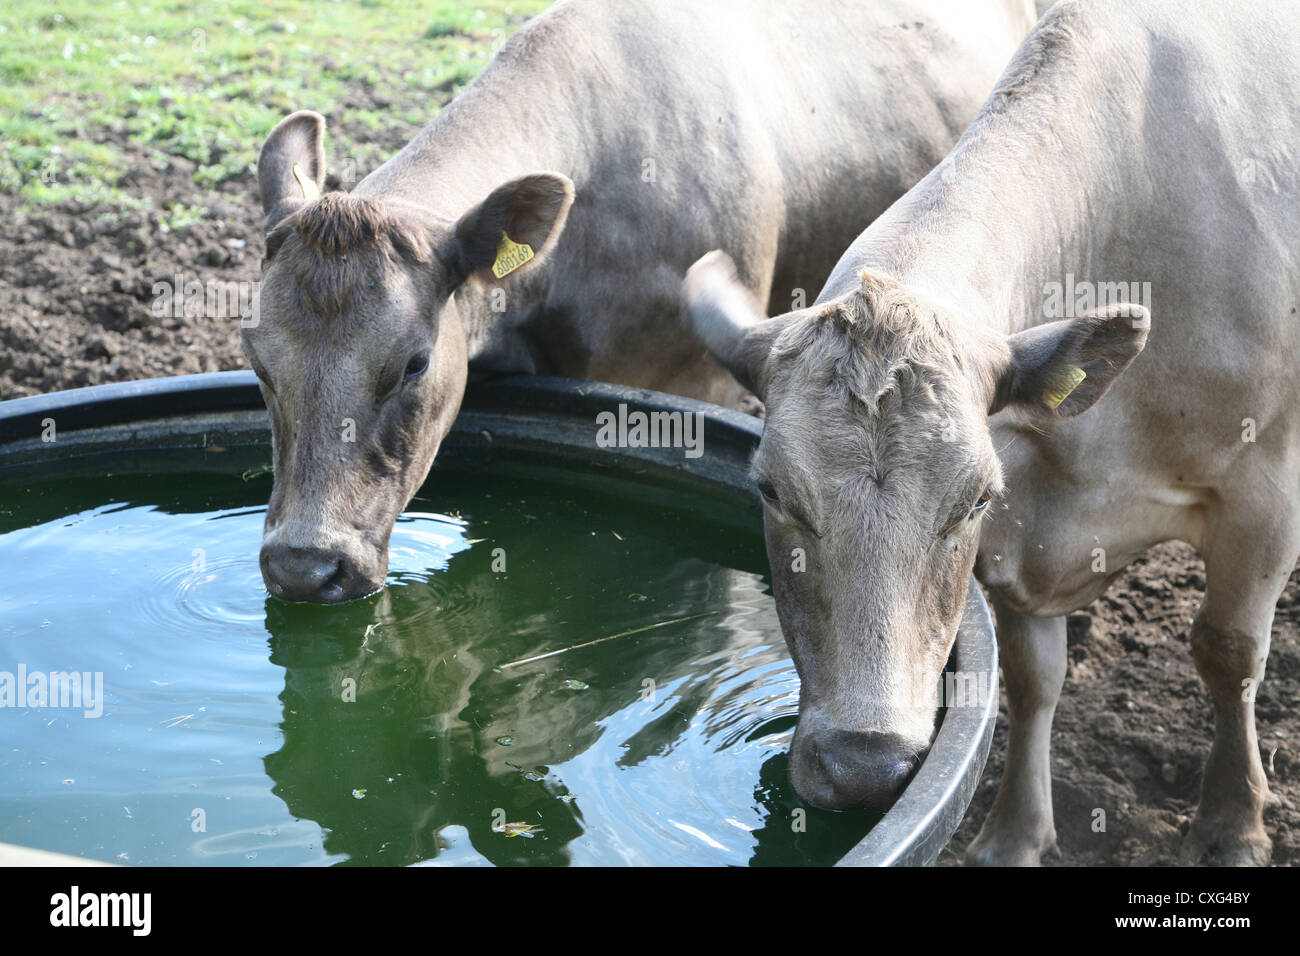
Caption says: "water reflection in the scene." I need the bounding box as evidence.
[0,457,877,865]
[258,467,877,865]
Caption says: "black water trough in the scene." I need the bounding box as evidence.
[0,371,997,866]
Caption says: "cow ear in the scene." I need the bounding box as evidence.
[451,173,574,284]
[682,251,787,401]
[989,304,1150,419]
[258,110,326,232]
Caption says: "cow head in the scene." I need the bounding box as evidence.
[683,251,1147,809]
[245,110,573,603]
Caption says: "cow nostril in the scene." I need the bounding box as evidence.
[316,559,350,601]
[302,560,339,588]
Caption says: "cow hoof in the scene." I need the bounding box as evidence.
[965,833,1058,867]
[1179,821,1271,867]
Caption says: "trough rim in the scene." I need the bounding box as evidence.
[0,370,998,868]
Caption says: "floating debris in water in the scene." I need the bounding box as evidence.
[496,736,514,746]
[352,788,367,799]
[611,530,624,541]
[499,612,714,669]
[669,820,727,850]
[494,821,543,838]
[240,463,273,482]
[506,761,547,782]
[562,679,589,691]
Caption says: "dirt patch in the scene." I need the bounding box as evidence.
[941,542,1300,866]
[0,106,416,400]
[1,144,251,397]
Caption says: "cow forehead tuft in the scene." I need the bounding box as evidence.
[269,194,433,320]
[771,276,971,420]
[291,192,429,260]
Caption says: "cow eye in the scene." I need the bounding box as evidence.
[969,489,992,520]
[403,353,429,382]
[757,478,779,505]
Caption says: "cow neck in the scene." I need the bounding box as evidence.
[350,46,587,225]
[834,55,1146,342]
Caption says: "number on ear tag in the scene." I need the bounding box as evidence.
[1042,365,1087,409]
[492,232,535,278]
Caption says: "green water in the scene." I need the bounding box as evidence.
[0,449,878,865]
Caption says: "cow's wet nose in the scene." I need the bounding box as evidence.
[800,730,922,811]
[261,545,355,604]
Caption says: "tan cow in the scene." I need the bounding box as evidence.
[684,0,1299,864]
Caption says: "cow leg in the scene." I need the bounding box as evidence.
[966,603,1066,866]
[1180,520,1289,866]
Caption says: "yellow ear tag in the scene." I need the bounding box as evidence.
[292,164,320,201]
[1042,365,1087,409]
[492,231,535,278]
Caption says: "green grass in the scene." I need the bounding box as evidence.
[158,199,207,232]
[0,0,549,212]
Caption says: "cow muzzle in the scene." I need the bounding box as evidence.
[260,540,384,604]
[790,726,926,811]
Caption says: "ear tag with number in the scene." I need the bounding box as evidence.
[1042,365,1087,409]
[492,231,535,278]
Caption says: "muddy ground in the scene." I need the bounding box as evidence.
[0,97,409,398]
[942,542,1300,867]
[1,110,1296,869]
